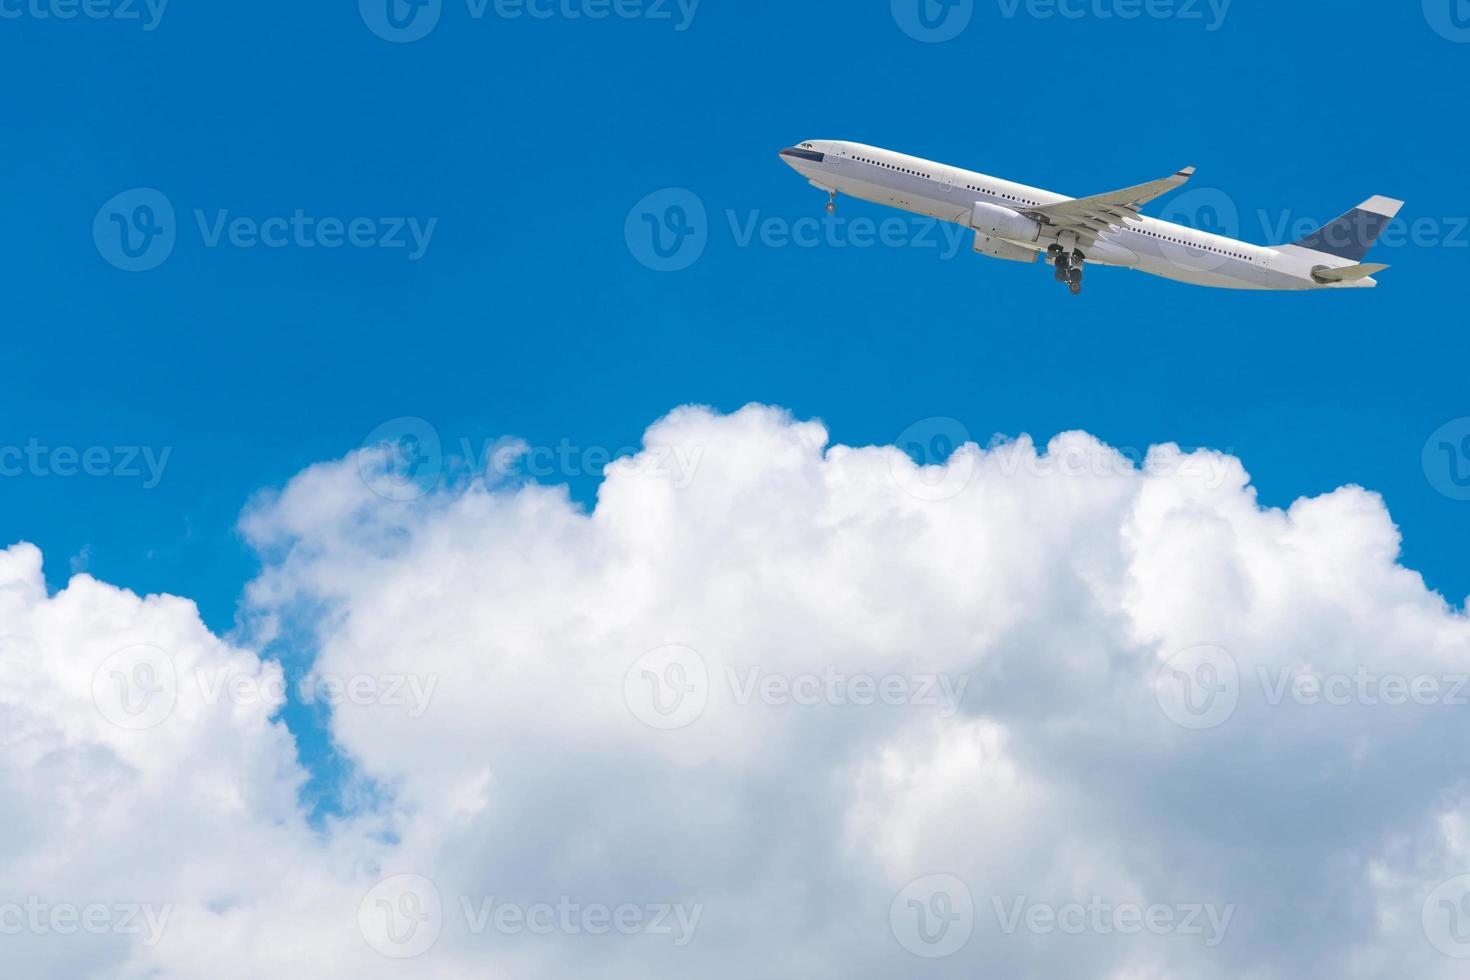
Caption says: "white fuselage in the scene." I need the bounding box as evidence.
[780,140,1378,291]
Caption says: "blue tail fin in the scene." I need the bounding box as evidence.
[1289,195,1404,261]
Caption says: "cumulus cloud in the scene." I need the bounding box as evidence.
[2,403,1469,978]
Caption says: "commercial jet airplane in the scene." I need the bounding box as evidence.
[779,140,1403,295]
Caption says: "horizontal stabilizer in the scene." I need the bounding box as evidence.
[1311,262,1389,284]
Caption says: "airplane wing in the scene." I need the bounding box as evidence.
[1023,167,1195,246]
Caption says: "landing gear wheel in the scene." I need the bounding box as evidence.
[1058,250,1085,294]
[826,191,837,215]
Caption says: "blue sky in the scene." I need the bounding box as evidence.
[3,2,1467,810]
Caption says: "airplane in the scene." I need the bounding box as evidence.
[778,140,1403,295]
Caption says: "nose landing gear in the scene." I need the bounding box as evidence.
[826,190,837,215]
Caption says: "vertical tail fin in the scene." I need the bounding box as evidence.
[1289,195,1404,261]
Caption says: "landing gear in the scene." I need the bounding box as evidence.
[1052,248,1085,295]
[826,190,837,215]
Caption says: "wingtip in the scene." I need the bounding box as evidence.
[1177,166,1196,178]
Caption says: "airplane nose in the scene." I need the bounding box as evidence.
[779,146,826,165]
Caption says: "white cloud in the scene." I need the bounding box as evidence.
[2,403,1469,978]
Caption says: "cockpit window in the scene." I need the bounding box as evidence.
[800,142,814,149]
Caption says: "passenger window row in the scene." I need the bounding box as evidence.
[1135,228,1249,259]
[850,155,1250,259]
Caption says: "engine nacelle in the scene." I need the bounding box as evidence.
[972,231,1038,263]
[970,201,1041,244]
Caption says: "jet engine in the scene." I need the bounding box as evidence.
[972,231,1038,263]
[970,201,1041,244]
